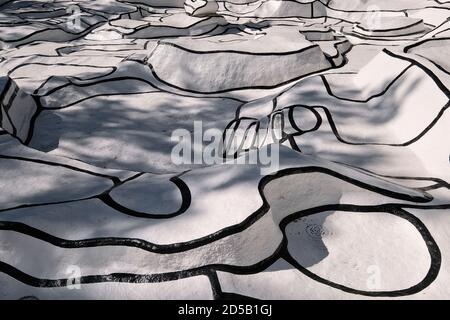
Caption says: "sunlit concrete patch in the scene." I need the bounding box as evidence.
[286,210,431,293]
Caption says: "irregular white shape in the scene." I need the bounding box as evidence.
[148,26,331,92]
[0,133,135,182]
[406,38,450,75]
[354,17,425,37]
[184,0,218,17]
[286,106,319,132]
[223,0,313,18]
[286,210,430,292]
[294,106,450,181]
[352,50,411,96]
[0,0,448,300]
[276,62,448,145]
[34,92,240,173]
[0,146,430,246]
[218,259,364,299]
[85,30,123,41]
[0,158,113,210]
[124,0,185,7]
[125,14,226,39]
[0,273,213,300]
[109,173,184,215]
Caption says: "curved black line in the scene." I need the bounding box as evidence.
[356,19,423,32]
[0,203,445,295]
[321,64,413,103]
[0,166,433,258]
[0,154,121,184]
[316,101,449,147]
[382,48,450,98]
[98,176,191,219]
[148,60,332,95]
[281,206,441,297]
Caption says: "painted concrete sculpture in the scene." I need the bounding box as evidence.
[0,0,449,299]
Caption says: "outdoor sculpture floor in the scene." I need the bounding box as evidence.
[0,0,449,299]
